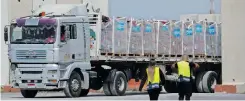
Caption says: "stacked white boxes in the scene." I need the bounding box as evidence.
[98,16,221,57]
[183,21,194,55]
[194,21,206,55]
[143,20,157,54]
[113,17,128,54]
[157,20,171,55]
[128,19,144,55]
[171,20,183,55]
[217,23,222,56]
[205,22,217,56]
[100,20,113,53]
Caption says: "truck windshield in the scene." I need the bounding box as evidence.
[10,25,57,44]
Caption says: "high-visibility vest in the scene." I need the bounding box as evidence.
[177,61,191,77]
[146,66,160,85]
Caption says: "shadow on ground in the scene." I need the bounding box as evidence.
[10,91,167,99]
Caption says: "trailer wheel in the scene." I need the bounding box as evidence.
[110,71,127,96]
[80,89,90,96]
[103,82,112,96]
[164,80,178,93]
[20,90,38,98]
[202,71,218,93]
[196,72,205,93]
[64,71,82,97]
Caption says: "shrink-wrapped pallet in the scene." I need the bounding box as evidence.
[129,20,143,55]
[205,22,217,56]
[113,18,128,54]
[217,24,222,56]
[194,22,205,55]
[100,20,113,53]
[183,21,194,55]
[158,21,171,55]
[171,21,182,55]
[143,20,156,54]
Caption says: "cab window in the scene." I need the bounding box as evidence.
[60,25,66,42]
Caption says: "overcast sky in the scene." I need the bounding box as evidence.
[109,0,221,20]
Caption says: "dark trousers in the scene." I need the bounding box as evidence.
[178,81,192,101]
[147,88,161,101]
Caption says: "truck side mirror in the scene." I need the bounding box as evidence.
[4,27,8,42]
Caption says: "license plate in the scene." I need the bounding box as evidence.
[27,84,35,88]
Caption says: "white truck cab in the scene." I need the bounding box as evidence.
[4,4,93,98]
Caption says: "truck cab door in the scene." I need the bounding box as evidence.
[58,24,71,63]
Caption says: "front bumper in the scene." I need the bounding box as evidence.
[12,64,66,90]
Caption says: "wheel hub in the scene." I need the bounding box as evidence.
[71,79,80,92]
[117,77,125,91]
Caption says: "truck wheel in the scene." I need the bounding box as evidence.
[110,71,127,96]
[80,89,90,96]
[196,72,205,93]
[103,82,112,96]
[202,71,218,93]
[164,80,177,93]
[64,71,82,97]
[20,90,38,98]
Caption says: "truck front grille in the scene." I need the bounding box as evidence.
[16,50,47,60]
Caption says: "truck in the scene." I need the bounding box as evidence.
[3,4,222,98]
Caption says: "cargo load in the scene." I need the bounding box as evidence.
[96,17,221,58]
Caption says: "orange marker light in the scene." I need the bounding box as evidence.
[41,12,45,16]
[39,12,46,17]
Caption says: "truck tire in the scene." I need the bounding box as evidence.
[196,72,205,93]
[103,82,112,96]
[64,71,82,97]
[164,80,178,93]
[202,71,218,93]
[80,89,90,96]
[109,71,127,96]
[20,90,38,98]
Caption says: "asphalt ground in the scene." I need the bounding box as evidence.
[1,91,245,100]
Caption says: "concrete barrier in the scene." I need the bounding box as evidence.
[215,84,245,94]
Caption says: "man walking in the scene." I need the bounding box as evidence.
[172,55,199,100]
[139,58,165,100]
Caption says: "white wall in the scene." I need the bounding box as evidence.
[1,0,10,86]
[221,0,245,84]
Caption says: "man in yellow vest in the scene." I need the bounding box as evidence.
[172,55,199,100]
[139,58,165,100]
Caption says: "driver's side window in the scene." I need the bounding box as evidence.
[60,25,69,42]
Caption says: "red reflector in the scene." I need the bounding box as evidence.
[28,84,35,86]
